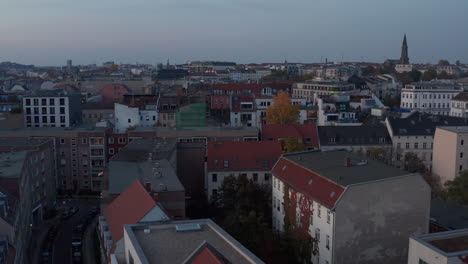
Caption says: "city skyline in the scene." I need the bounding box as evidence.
[1,0,468,66]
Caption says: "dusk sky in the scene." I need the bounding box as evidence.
[1,0,467,66]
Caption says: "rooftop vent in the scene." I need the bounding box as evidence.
[308,179,313,185]
[144,228,151,234]
[330,191,336,198]
[175,223,202,232]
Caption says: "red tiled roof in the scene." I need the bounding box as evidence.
[272,157,345,209]
[190,247,225,264]
[104,180,156,245]
[207,141,282,171]
[262,124,319,147]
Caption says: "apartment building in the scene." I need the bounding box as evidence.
[316,94,361,126]
[0,126,111,193]
[122,219,264,264]
[271,150,430,264]
[400,81,463,116]
[261,123,319,150]
[450,92,468,117]
[206,141,282,201]
[0,138,57,264]
[408,229,468,264]
[385,112,467,169]
[23,89,82,127]
[432,126,468,185]
[292,80,356,102]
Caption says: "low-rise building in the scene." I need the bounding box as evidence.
[271,150,431,264]
[123,219,264,264]
[408,228,468,264]
[82,102,114,124]
[206,141,282,201]
[400,81,463,116]
[432,126,468,185]
[317,94,361,126]
[293,80,356,102]
[450,92,468,117]
[318,125,392,153]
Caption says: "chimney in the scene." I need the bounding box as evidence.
[144,181,151,192]
[344,157,351,167]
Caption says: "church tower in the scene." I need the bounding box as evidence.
[400,34,409,64]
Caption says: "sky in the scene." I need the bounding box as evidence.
[1,0,467,66]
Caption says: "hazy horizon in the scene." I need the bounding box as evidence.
[1,0,467,66]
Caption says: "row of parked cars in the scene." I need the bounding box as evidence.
[40,224,59,264]
[71,206,100,264]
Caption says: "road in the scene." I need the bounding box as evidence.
[53,198,99,264]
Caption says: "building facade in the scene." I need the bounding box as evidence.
[450,92,468,117]
[293,80,356,102]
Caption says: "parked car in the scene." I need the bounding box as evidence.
[71,236,82,247]
[72,248,82,264]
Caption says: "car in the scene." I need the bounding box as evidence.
[72,250,82,264]
[71,236,82,247]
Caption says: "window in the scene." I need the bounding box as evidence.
[262,159,269,168]
[414,143,418,149]
[328,137,336,143]
[273,178,276,188]
[423,142,427,149]
[60,98,65,105]
[212,174,218,182]
[82,138,87,144]
[310,214,313,226]
[253,173,258,182]
[406,143,410,149]
[462,140,464,146]
[461,152,464,158]
[212,189,218,197]
[326,235,330,249]
[460,165,463,171]
[277,198,280,211]
[264,173,270,181]
[118,137,126,144]
[25,99,31,106]
[108,137,114,144]
[397,143,401,148]
[223,159,229,168]
[108,148,114,155]
[60,138,65,144]
[128,118,131,123]
[315,228,320,242]
[317,205,321,218]
[327,210,331,224]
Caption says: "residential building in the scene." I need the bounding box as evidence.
[400,81,463,116]
[107,138,184,218]
[212,83,292,96]
[408,229,468,264]
[292,80,356,102]
[255,97,307,126]
[318,125,392,153]
[432,126,468,185]
[271,150,431,264]
[436,65,462,76]
[23,89,82,127]
[99,180,169,263]
[0,126,111,192]
[316,94,361,126]
[99,84,130,103]
[114,102,158,133]
[122,219,264,264]
[261,123,319,150]
[363,74,402,99]
[0,138,57,264]
[206,141,282,201]
[82,102,114,124]
[395,64,414,73]
[157,96,179,127]
[230,94,257,127]
[386,112,467,169]
[450,92,468,117]
[229,70,269,82]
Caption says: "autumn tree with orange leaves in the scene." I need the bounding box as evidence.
[266,92,299,124]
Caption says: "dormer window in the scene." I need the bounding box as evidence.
[328,137,336,143]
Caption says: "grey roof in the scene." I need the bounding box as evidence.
[437,126,468,134]
[0,137,50,147]
[0,151,27,178]
[111,138,177,162]
[284,150,407,186]
[430,198,468,230]
[109,159,183,194]
[318,125,391,146]
[387,112,468,136]
[452,92,468,102]
[125,219,264,264]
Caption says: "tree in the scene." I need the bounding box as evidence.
[421,69,437,81]
[109,64,119,73]
[282,137,306,153]
[302,72,316,80]
[266,92,299,124]
[443,171,468,205]
[438,59,450,65]
[404,152,442,193]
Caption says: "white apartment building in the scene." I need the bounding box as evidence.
[395,64,414,73]
[316,94,361,126]
[408,228,468,264]
[114,103,158,133]
[432,126,468,185]
[293,80,356,103]
[23,90,82,127]
[386,113,467,170]
[400,81,463,116]
[450,92,468,117]
[272,150,430,264]
[255,97,307,126]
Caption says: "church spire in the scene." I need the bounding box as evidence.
[400,34,409,64]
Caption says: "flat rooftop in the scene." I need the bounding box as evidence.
[414,228,468,256]
[438,126,468,133]
[0,151,28,178]
[126,219,264,264]
[428,235,468,253]
[284,150,407,186]
[111,138,177,162]
[0,137,50,147]
[109,159,183,194]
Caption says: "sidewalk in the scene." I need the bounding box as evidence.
[29,216,61,264]
[83,216,99,264]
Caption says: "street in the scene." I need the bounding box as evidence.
[52,198,99,264]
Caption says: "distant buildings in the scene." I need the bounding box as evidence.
[229,70,269,82]
[450,92,468,117]
[316,94,361,126]
[292,80,356,102]
[99,84,130,103]
[261,123,319,150]
[432,126,468,185]
[400,81,463,116]
[408,228,468,264]
[123,219,264,264]
[271,150,430,264]
[23,89,82,127]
